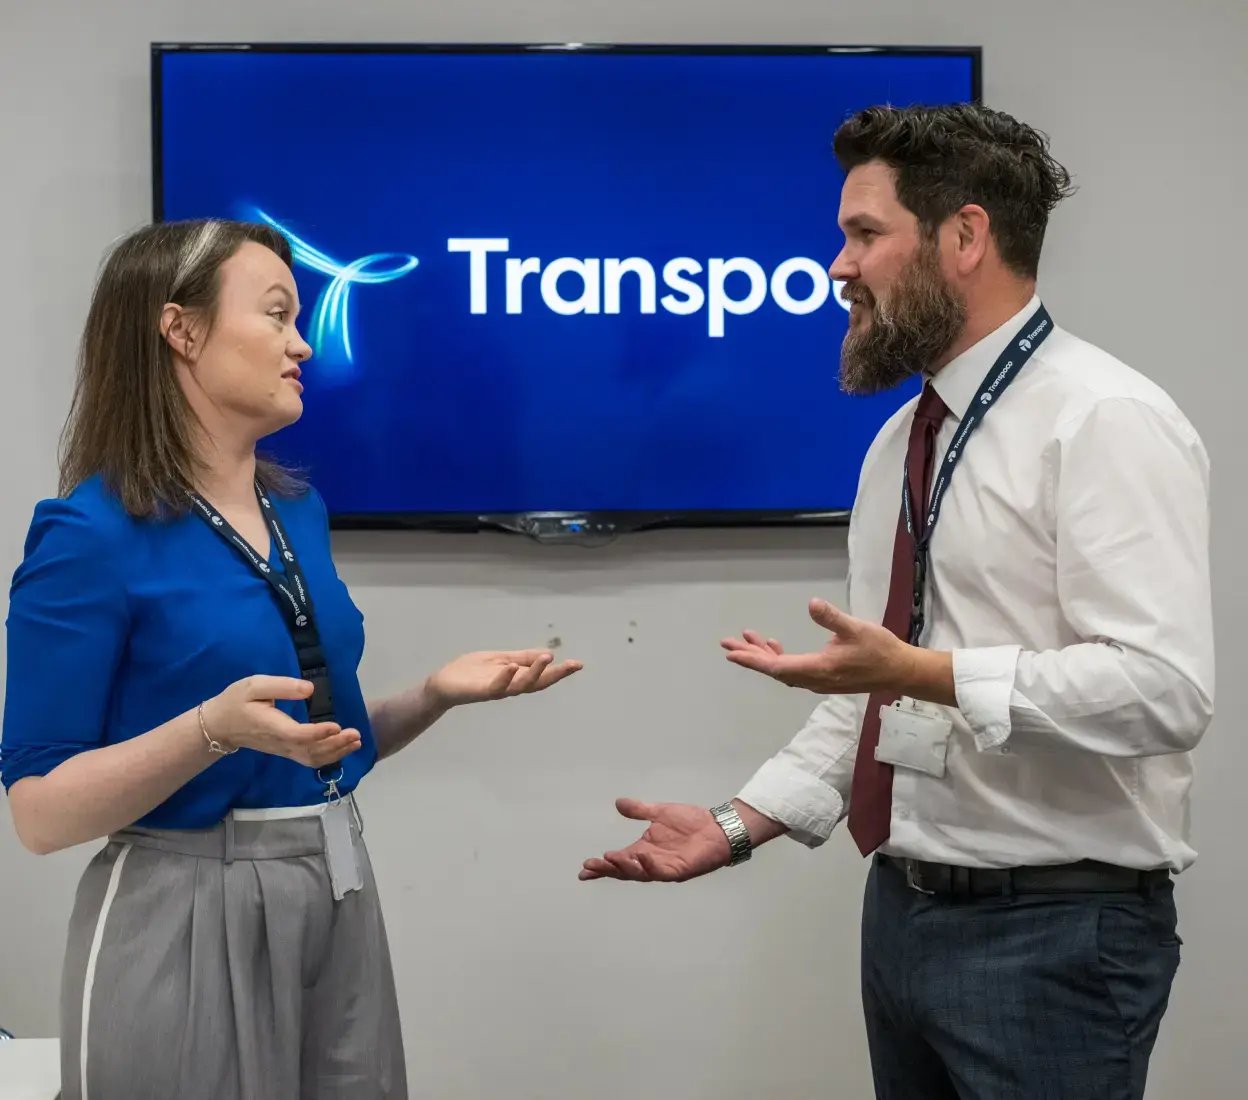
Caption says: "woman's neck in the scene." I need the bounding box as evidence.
[192,436,258,508]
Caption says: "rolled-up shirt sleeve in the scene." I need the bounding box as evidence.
[954,396,1214,757]
[736,691,862,847]
[1,497,130,789]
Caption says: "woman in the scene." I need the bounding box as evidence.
[0,219,581,1100]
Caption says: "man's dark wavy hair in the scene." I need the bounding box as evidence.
[833,103,1076,278]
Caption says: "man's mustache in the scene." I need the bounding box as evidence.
[840,282,874,306]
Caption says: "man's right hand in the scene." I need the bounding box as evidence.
[579,797,784,882]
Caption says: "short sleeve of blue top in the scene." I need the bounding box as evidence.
[1,474,377,828]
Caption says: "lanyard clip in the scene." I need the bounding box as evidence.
[303,670,336,725]
[909,546,929,644]
[318,764,345,804]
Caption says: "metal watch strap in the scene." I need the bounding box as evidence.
[710,801,752,866]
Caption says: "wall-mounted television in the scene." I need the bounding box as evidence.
[152,43,980,538]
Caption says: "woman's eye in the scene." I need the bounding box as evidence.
[270,310,288,323]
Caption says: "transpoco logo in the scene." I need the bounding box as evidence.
[248,208,420,366]
[448,238,850,338]
[241,210,851,347]
[1019,338,1033,352]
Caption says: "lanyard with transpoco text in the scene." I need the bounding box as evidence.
[188,482,344,794]
[902,304,1054,645]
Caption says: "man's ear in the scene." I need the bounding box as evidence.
[950,203,992,276]
[160,302,200,361]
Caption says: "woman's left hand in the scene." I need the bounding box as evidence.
[425,650,583,708]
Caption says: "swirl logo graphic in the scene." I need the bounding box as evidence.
[245,207,419,379]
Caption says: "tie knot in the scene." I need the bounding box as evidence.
[915,383,949,425]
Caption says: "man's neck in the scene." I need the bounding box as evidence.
[931,280,1037,374]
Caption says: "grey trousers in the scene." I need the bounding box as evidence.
[59,798,407,1100]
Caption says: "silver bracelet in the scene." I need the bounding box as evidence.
[710,801,752,866]
[198,701,238,756]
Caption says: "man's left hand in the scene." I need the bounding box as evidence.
[721,598,917,696]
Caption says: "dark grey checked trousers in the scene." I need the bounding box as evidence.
[862,854,1182,1099]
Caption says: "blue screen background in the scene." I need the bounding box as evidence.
[158,49,975,517]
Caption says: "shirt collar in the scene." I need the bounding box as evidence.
[927,294,1043,422]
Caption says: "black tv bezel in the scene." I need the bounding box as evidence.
[150,42,982,536]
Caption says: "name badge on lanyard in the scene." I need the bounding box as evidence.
[876,698,954,778]
[320,796,364,900]
[187,481,341,798]
[901,305,1054,645]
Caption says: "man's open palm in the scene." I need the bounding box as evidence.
[578,798,731,882]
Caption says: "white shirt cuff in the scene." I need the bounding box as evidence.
[736,758,845,849]
[952,644,1022,752]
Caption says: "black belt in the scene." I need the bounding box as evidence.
[879,854,1170,898]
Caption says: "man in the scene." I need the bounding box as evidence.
[579,104,1214,1100]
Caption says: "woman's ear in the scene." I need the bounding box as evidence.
[160,302,199,361]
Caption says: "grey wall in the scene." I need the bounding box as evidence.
[1,1,1244,1096]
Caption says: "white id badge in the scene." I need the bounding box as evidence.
[875,698,954,778]
[321,797,363,901]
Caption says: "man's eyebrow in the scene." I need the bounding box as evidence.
[840,213,884,231]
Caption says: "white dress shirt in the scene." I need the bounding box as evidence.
[737,296,1214,871]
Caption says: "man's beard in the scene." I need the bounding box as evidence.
[838,241,967,396]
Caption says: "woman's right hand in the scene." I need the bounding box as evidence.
[200,676,362,768]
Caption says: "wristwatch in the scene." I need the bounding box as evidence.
[710,801,753,866]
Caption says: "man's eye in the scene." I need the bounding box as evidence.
[270,310,288,322]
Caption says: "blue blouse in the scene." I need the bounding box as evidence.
[1,474,378,828]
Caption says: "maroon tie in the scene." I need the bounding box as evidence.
[847,383,950,856]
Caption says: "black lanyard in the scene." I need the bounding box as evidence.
[902,305,1054,644]
[188,481,337,732]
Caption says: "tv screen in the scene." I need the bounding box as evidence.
[153,44,979,533]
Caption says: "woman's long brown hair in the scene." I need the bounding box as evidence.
[59,219,305,517]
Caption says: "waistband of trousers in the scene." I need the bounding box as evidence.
[108,794,362,863]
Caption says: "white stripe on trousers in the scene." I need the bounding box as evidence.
[79,843,132,1100]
